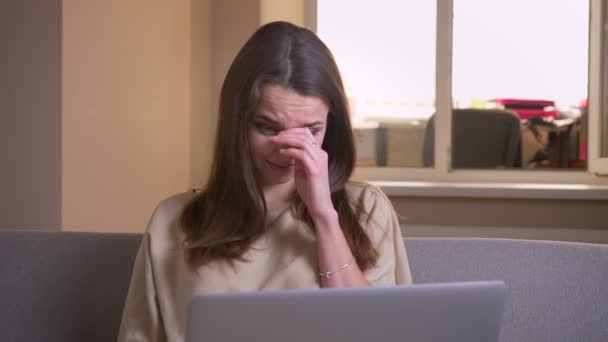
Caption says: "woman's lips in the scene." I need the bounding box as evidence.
[266,160,294,170]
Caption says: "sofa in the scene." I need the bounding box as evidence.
[1,230,607,342]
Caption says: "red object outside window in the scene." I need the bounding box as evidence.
[490,98,557,120]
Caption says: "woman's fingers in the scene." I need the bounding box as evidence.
[272,126,328,177]
[272,134,313,149]
[271,134,318,159]
[277,128,317,144]
[279,148,318,176]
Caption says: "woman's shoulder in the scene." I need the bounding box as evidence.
[345,181,398,237]
[345,180,392,211]
[145,189,200,239]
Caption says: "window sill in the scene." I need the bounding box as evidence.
[373,181,608,200]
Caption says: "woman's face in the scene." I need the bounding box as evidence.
[249,84,329,187]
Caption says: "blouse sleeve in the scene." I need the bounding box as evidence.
[362,186,413,286]
[117,233,167,342]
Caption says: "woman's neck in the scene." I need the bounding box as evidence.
[263,181,294,210]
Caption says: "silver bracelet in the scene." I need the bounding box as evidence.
[319,257,356,279]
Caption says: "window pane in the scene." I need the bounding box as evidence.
[317,0,436,168]
[453,0,589,169]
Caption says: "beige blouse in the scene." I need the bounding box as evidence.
[117,182,412,342]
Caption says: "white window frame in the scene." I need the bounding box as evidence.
[309,0,608,196]
[589,0,608,175]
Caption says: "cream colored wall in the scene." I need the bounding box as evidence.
[205,0,262,187]
[191,0,212,188]
[62,0,192,232]
[59,0,286,232]
[260,0,305,26]
[391,196,608,243]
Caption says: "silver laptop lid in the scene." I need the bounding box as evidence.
[186,280,506,342]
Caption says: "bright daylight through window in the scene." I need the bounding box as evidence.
[317,0,590,171]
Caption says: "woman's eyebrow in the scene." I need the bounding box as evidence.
[254,114,324,128]
[254,114,281,125]
[300,121,324,128]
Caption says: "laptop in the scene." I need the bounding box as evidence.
[185,280,506,342]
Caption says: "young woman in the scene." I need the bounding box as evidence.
[118,21,411,342]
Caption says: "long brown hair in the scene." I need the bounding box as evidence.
[180,21,378,271]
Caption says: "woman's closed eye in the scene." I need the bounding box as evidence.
[254,121,322,137]
[255,123,281,136]
[308,127,321,136]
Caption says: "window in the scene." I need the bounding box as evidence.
[452,0,588,170]
[589,0,608,174]
[316,0,608,184]
[317,0,436,168]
